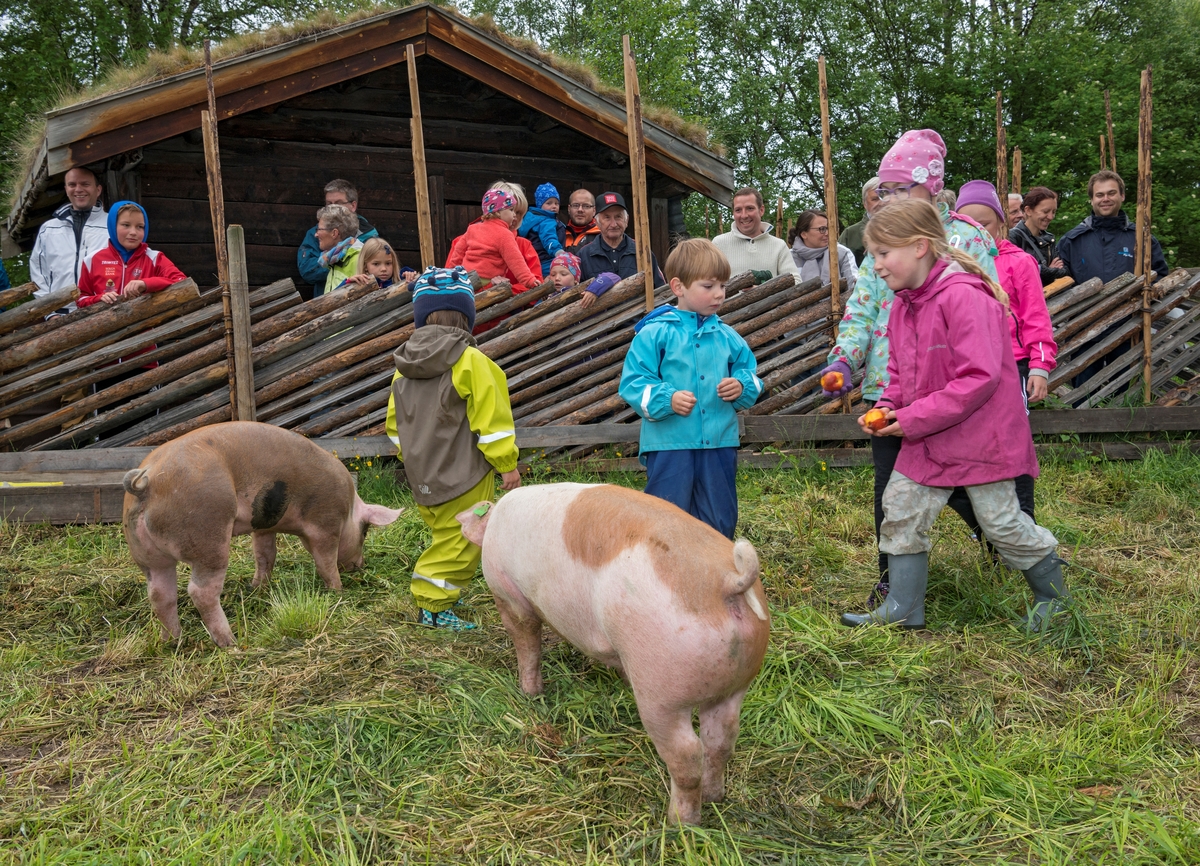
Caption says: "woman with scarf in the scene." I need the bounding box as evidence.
[789,210,858,291]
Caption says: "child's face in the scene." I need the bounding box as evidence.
[870,239,932,292]
[365,256,393,281]
[542,198,560,214]
[494,207,517,228]
[672,276,726,316]
[116,211,145,251]
[549,265,576,290]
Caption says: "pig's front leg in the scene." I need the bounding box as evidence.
[186,553,236,648]
[251,532,277,589]
[638,702,704,824]
[698,689,747,804]
[146,564,182,641]
[299,531,343,592]
[494,593,544,695]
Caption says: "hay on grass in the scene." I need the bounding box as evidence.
[2,451,1200,861]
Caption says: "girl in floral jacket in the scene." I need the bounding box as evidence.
[817,129,1000,605]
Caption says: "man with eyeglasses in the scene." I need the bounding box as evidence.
[297,179,379,299]
[563,189,602,253]
[1056,170,1167,286]
[837,177,882,266]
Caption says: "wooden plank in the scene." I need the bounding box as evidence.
[621,35,654,310]
[0,282,35,309]
[227,225,257,420]
[0,483,127,525]
[0,286,79,335]
[407,45,436,269]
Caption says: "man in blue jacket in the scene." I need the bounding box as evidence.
[1057,170,1168,285]
[578,192,665,287]
[297,179,379,297]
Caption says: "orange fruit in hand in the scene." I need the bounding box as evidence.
[863,408,889,432]
[821,371,845,392]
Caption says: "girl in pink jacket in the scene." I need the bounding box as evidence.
[840,200,1068,633]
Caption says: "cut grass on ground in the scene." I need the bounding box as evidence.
[2,450,1199,864]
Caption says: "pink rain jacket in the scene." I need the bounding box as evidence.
[877,259,1039,488]
[995,238,1057,373]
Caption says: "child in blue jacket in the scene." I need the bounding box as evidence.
[519,183,567,276]
[619,239,763,538]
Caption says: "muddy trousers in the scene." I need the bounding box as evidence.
[412,472,496,614]
[880,472,1057,570]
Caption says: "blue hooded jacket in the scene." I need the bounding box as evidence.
[518,207,566,275]
[620,306,762,458]
[108,201,150,262]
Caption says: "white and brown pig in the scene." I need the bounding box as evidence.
[122,421,402,647]
[456,482,769,824]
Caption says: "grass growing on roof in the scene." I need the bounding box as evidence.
[2,451,1200,862]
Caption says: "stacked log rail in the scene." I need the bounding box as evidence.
[6,266,1200,456]
[1047,269,1200,406]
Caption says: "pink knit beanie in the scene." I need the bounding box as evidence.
[878,129,947,196]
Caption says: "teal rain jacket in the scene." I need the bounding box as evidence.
[620,306,762,458]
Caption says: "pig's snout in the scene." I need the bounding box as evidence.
[455,502,492,547]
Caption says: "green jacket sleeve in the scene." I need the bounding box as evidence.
[451,347,519,474]
[385,370,403,459]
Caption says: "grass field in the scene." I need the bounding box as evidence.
[2,450,1199,864]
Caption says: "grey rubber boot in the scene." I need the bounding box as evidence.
[1022,554,1068,633]
[841,553,928,628]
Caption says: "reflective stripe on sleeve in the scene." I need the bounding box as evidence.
[478,430,514,444]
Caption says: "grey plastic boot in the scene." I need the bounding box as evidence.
[841,553,928,628]
[1022,554,1068,632]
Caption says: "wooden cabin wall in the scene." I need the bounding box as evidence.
[133,56,689,291]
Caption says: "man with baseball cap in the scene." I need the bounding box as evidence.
[578,192,664,287]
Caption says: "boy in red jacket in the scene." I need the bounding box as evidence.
[78,201,186,307]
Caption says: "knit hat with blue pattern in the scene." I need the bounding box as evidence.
[535,183,560,209]
[413,266,476,331]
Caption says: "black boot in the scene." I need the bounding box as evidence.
[1022,554,1068,632]
[842,553,927,628]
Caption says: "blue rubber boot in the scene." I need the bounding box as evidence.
[418,608,476,631]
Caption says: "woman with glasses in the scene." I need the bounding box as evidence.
[818,129,1002,617]
[788,209,858,290]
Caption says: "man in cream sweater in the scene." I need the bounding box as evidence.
[712,187,798,280]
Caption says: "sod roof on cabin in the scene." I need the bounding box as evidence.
[5,3,728,235]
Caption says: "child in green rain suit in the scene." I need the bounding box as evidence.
[385,266,521,630]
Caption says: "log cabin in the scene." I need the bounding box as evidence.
[4,2,733,296]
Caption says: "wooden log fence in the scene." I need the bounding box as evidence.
[1,259,1197,456]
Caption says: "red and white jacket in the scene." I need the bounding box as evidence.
[77,241,186,307]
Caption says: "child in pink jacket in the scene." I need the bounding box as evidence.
[955,179,1057,522]
[840,199,1068,633]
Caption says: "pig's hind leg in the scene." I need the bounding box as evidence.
[637,700,705,824]
[250,532,277,589]
[146,564,182,641]
[697,688,748,804]
[494,591,544,695]
[185,541,237,648]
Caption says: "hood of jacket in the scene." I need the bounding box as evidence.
[1083,210,1133,233]
[729,222,775,241]
[633,305,726,335]
[393,325,475,379]
[107,200,149,263]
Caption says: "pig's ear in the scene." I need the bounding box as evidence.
[360,503,404,526]
[455,501,492,546]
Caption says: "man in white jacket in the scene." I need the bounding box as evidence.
[30,167,109,314]
[712,187,798,280]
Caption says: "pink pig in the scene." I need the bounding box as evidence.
[457,481,770,824]
[122,422,402,647]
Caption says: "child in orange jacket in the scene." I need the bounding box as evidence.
[446,190,541,289]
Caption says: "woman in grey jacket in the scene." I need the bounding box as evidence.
[789,210,858,289]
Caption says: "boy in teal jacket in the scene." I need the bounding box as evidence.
[619,239,762,537]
